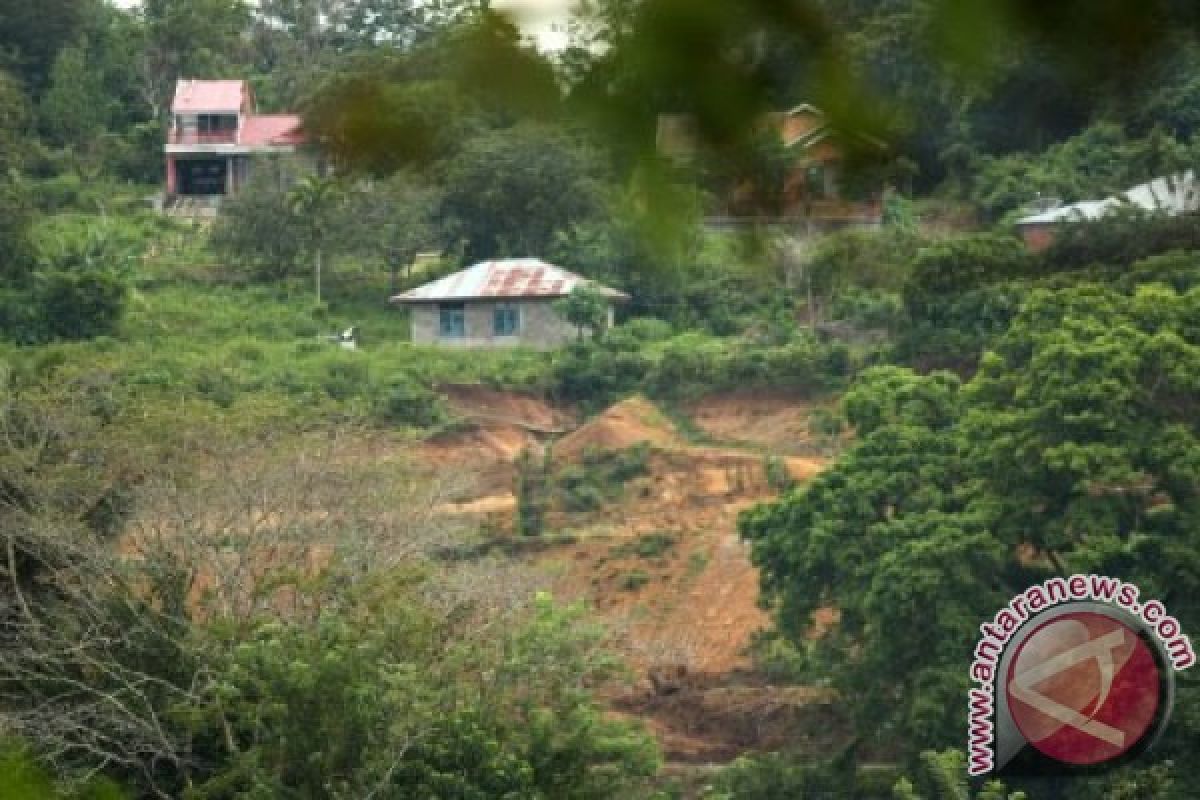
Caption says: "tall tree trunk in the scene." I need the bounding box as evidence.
[315,248,323,305]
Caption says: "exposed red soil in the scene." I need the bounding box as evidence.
[554,395,683,458]
[437,383,574,432]
[682,389,839,456]
[424,389,837,764]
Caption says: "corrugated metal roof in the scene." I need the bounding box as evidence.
[390,259,628,304]
[1017,199,1122,225]
[1017,171,1200,226]
[172,80,246,113]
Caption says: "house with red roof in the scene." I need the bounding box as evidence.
[165,79,308,213]
[390,259,628,349]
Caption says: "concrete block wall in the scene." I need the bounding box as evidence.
[409,299,590,349]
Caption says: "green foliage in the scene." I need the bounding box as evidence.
[742,278,1200,759]
[0,742,130,800]
[555,283,612,340]
[556,443,650,512]
[807,227,924,299]
[183,595,660,799]
[0,0,92,94]
[1040,209,1200,275]
[0,69,32,174]
[702,751,860,800]
[893,750,1026,800]
[551,324,853,409]
[902,233,1029,322]
[34,266,128,341]
[968,124,1197,220]
[0,177,37,283]
[516,447,549,537]
[377,375,448,428]
[763,455,795,493]
[438,123,608,261]
[610,531,678,560]
[830,287,906,331]
[210,159,314,280]
[39,39,110,150]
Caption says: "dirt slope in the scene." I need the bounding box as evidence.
[682,389,839,455]
[438,383,573,432]
[555,395,683,458]
[424,388,837,765]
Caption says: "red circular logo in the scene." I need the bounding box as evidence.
[1006,611,1162,766]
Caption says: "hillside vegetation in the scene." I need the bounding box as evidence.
[1,1,1200,799]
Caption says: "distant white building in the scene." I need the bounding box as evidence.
[389,259,628,349]
[1016,172,1200,252]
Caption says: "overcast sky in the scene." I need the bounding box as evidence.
[109,0,577,50]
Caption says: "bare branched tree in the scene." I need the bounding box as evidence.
[0,409,483,796]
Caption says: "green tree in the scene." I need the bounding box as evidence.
[555,284,611,340]
[137,0,251,118]
[894,750,1026,800]
[0,0,93,94]
[342,173,441,294]
[741,281,1200,759]
[210,159,310,280]
[0,177,36,284]
[287,174,345,305]
[0,70,31,174]
[39,39,110,152]
[438,123,608,261]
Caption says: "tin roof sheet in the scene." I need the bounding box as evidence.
[390,259,628,303]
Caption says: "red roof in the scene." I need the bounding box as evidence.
[172,80,246,113]
[241,115,305,147]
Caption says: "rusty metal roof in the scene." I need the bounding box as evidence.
[390,259,628,304]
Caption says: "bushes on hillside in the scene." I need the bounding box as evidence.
[555,444,649,512]
[968,123,1197,220]
[1040,208,1200,273]
[902,233,1029,322]
[549,323,854,408]
[377,375,448,428]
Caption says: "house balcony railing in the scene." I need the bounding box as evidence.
[168,130,238,145]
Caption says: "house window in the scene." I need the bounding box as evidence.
[439,303,466,338]
[494,305,520,336]
[198,114,238,134]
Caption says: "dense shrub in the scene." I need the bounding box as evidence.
[1040,208,1200,273]
[556,444,650,511]
[902,233,1029,322]
[34,268,128,340]
[377,376,448,428]
[551,324,855,408]
[830,287,906,330]
[968,123,1196,220]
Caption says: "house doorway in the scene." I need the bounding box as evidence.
[176,158,228,195]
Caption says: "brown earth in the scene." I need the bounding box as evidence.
[421,389,839,765]
[554,395,683,458]
[437,383,574,432]
[682,389,838,456]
